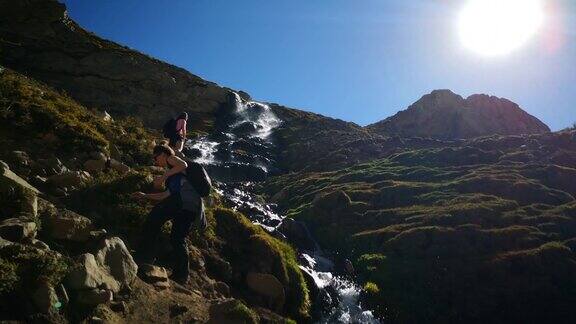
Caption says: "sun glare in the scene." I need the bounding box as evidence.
[458,0,544,56]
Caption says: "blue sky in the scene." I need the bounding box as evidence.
[62,0,575,130]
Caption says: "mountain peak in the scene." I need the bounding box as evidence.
[367,90,550,139]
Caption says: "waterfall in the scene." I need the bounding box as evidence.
[185,92,381,323]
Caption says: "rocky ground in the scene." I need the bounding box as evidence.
[0,68,306,323]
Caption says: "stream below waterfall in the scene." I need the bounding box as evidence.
[185,92,380,323]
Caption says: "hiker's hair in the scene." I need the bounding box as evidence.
[153,143,175,157]
[178,112,188,120]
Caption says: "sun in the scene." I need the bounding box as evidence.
[458,0,544,56]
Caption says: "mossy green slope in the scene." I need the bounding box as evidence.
[0,67,153,164]
[264,133,576,323]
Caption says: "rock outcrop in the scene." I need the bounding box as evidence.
[0,0,230,128]
[366,89,550,139]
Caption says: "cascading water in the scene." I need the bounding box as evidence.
[185,92,380,323]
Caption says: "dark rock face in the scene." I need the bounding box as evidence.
[367,89,550,139]
[0,0,229,128]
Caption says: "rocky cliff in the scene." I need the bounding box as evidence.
[366,89,550,139]
[0,0,230,129]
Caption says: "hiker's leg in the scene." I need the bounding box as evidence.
[135,203,171,265]
[170,209,195,281]
[174,137,184,152]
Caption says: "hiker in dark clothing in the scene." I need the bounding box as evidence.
[132,144,205,285]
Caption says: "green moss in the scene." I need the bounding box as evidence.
[0,245,69,293]
[213,208,310,320]
[0,257,18,295]
[0,68,154,163]
[363,282,380,295]
[224,300,259,324]
[64,172,153,241]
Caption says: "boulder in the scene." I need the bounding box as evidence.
[0,217,37,242]
[245,272,285,312]
[90,152,109,161]
[109,159,130,174]
[0,237,13,248]
[76,288,113,306]
[278,218,319,252]
[30,238,50,250]
[0,160,39,217]
[139,264,169,289]
[83,159,107,173]
[7,151,31,170]
[100,111,113,123]
[95,237,138,289]
[38,157,67,176]
[47,170,91,189]
[43,209,94,242]
[31,281,60,313]
[66,237,137,294]
[66,253,121,292]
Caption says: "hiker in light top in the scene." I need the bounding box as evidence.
[131,143,205,285]
[171,112,188,152]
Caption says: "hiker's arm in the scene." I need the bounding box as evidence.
[132,191,170,201]
[161,156,188,179]
[145,191,170,201]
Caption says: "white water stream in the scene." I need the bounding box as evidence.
[186,92,380,323]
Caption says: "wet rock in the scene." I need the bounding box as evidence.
[0,217,37,242]
[47,170,91,189]
[31,281,60,313]
[95,237,138,289]
[344,259,355,275]
[205,162,267,183]
[278,218,319,252]
[43,208,94,242]
[77,288,113,306]
[245,272,285,312]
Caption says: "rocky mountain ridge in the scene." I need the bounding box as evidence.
[0,0,231,130]
[366,89,550,139]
